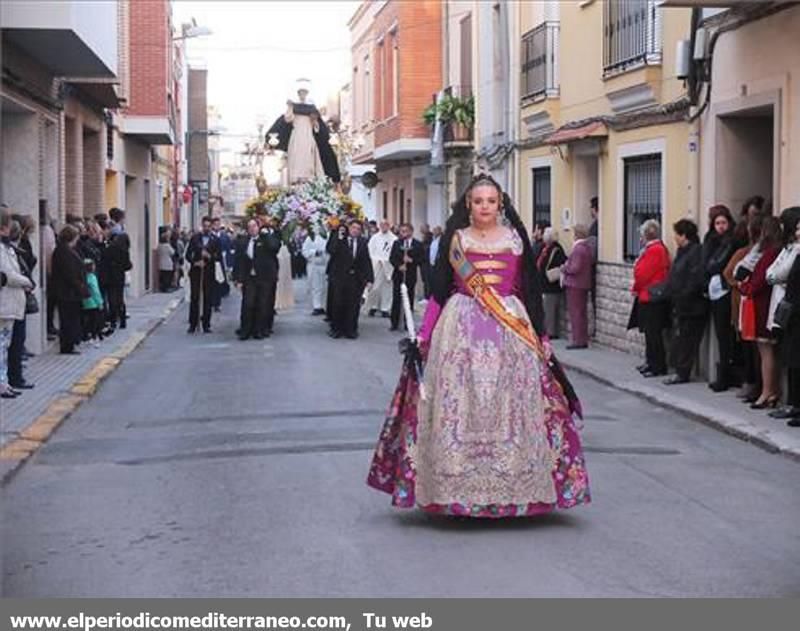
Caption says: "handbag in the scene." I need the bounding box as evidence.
[648,282,670,303]
[740,296,757,341]
[545,267,561,283]
[773,298,793,329]
[25,291,40,315]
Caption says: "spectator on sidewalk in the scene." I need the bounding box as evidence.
[41,210,57,339]
[663,219,707,385]
[779,243,800,427]
[724,215,764,402]
[632,220,671,378]
[104,232,132,330]
[531,221,550,263]
[81,259,105,347]
[157,229,176,293]
[738,216,782,408]
[703,205,739,392]
[561,224,593,349]
[765,207,800,332]
[0,209,34,398]
[7,218,37,390]
[537,227,566,339]
[52,225,88,355]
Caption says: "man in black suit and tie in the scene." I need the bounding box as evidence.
[389,222,425,332]
[326,219,373,339]
[186,216,222,334]
[233,218,281,340]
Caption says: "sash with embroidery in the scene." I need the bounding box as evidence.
[449,231,583,418]
[449,232,545,358]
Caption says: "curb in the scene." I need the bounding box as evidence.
[0,295,184,485]
[559,357,800,462]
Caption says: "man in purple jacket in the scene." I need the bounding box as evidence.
[561,223,593,349]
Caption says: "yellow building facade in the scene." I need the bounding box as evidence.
[515,0,692,353]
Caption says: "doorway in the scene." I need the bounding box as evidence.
[573,151,599,230]
[716,105,774,217]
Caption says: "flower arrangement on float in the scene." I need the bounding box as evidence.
[245,178,365,243]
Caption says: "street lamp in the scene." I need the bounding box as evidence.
[173,19,212,41]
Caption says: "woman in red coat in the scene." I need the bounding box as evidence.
[739,216,782,409]
[632,219,671,376]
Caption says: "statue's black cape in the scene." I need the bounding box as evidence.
[267,105,341,183]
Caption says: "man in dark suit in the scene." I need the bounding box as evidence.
[326,219,373,339]
[233,218,281,340]
[389,222,425,332]
[256,215,282,337]
[186,216,222,334]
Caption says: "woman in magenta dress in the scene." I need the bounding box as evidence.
[367,174,591,517]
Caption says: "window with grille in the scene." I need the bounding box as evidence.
[603,0,661,76]
[532,167,551,227]
[623,154,662,261]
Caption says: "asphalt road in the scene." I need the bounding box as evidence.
[2,282,799,596]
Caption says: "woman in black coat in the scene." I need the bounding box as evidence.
[664,219,708,385]
[103,233,132,329]
[703,205,738,391]
[51,225,88,354]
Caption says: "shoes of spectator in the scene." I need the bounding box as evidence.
[368,309,377,317]
[641,370,666,378]
[787,418,800,427]
[187,326,197,334]
[203,327,212,334]
[636,363,650,373]
[768,406,800,419]
[47,333,57,341]
[381,311,391,318]
[328,330,341,339]
[238,334,251,341]
[311,309,325,316]
[346,333,359,339]
[9,381,34,390]
[663,375,689,385]
[1,390,20,399]
[565,344,588,350]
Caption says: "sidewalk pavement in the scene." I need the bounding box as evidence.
[552,338,800,460]
[0,290,184,481]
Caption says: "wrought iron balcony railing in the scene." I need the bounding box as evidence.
[603,0,662,76]
[521,21,559,101]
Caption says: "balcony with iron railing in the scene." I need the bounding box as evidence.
[603,0,662,77]
[521,21,560,101]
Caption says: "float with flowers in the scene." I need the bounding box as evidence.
[244,177,364,243]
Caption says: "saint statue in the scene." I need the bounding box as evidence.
[267,79,341,185]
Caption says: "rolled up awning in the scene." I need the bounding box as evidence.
[545,120,608,145]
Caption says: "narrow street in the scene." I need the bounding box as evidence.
[2,284,798,597]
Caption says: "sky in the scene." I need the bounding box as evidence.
[172,1,359,160]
